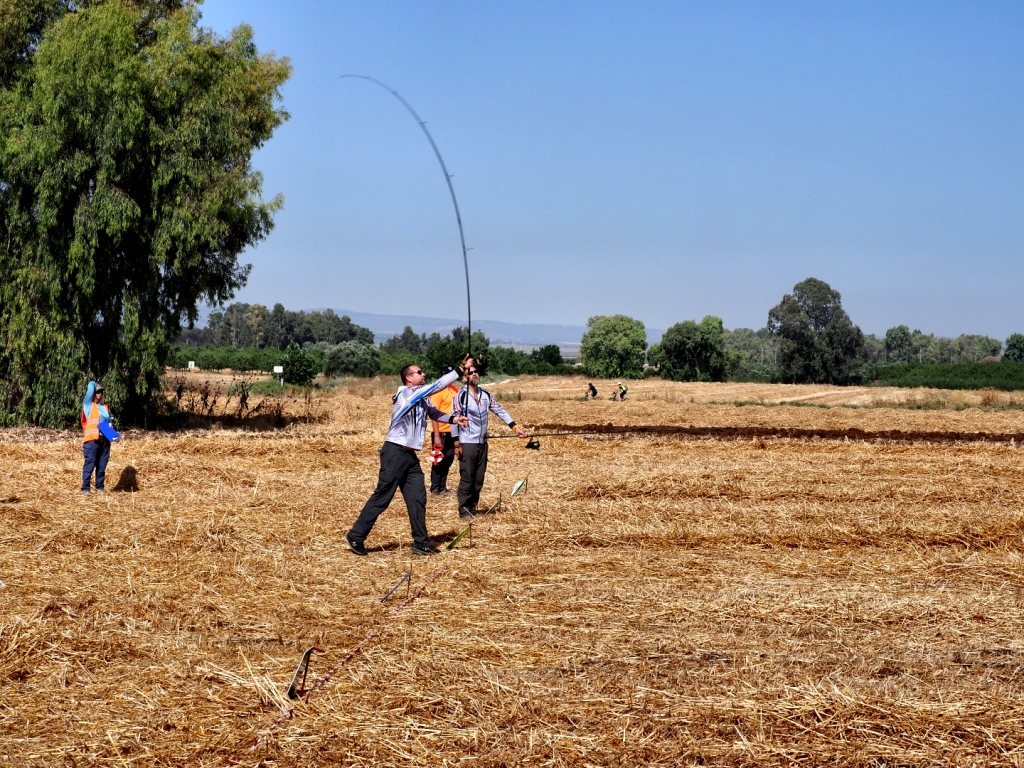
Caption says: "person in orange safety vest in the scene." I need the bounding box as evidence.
[81,381,113,493]
[428,366,460,495]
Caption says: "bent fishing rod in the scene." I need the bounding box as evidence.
[341,75,474,358]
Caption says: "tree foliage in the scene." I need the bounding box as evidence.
[183,303,373,349]
[1004,334,1024,364]
[323,341,381,379]
[652,316,728,382]
[281,342,318,386]
[379,349,420,377]
[423,327,489,378]
[478,345,572,376]
[884,325,1002,364]
[379,325,426,355]
[580,315,647,379]
[722,327,778,382]
[766,278,864,384]
[0,0,290,426]
[167,344,282,372]
[885,325,913,364]
[531,344,563,368]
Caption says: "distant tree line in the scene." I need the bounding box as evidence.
[170,287,1020,388]
[169,303,577,383]
[376,325,575,378]
[583,277,1016,386]
[881,326,1002,365]
[177,302,374,349]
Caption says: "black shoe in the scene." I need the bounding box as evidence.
[346,535,368,556]
[412,542,441,556]
[458,508,476,520]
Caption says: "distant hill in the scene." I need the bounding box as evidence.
[323,310,587,352]
[309,309,665,354]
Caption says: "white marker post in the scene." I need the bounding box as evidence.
[273,365,284,385]
[188,360,194,383]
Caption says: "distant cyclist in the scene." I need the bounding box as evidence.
[617,382,628,401]
[586,382,598,400]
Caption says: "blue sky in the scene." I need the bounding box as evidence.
[197,1,1023,339]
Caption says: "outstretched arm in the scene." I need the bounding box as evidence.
[424,401,469,428]
[490,398,528,437]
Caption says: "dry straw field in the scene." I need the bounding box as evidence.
[4,375,1024,766]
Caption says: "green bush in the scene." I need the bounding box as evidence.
[168,345,285,373]
[282,342,319,386]
[247,380,285,396]
[425,336,481,378]
[380,350,421,377]
[655,316,728,382]
[874,363,1024,391]
[323,341,381,378]
[304,347,326,373]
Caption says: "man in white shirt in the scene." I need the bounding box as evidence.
[346,358,471,556]
[451,363,528,519]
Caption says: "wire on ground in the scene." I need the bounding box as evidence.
[251,562,452,751]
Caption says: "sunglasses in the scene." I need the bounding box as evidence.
[410,370,424,375]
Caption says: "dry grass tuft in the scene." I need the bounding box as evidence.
[3,377,1024,765]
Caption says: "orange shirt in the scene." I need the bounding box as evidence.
[429,385,458,433]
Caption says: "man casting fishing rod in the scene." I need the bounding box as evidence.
[346,356,473,557]
[452,362,528,519]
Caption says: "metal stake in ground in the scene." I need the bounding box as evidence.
[380,572,411,604]
[481,492,503,515]
[286,646,322,700]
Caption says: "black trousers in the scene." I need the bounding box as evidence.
[457,442,489,515]
[349,442,430,548]
[430,432,456,492]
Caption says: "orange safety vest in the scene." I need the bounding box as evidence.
[81,403,101,443]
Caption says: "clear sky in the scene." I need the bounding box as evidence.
[197,1,1023,339]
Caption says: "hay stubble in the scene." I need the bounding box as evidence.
[3,378,1024,766]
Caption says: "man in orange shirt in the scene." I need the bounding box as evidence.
[428,366,460,495]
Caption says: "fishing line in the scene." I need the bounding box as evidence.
[246,474,533,752]
[340,75,473,357]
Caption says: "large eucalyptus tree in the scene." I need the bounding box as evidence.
[0,0,290,425]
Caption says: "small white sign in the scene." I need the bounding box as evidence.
[273,365,284,374]
[188,361,195,369]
